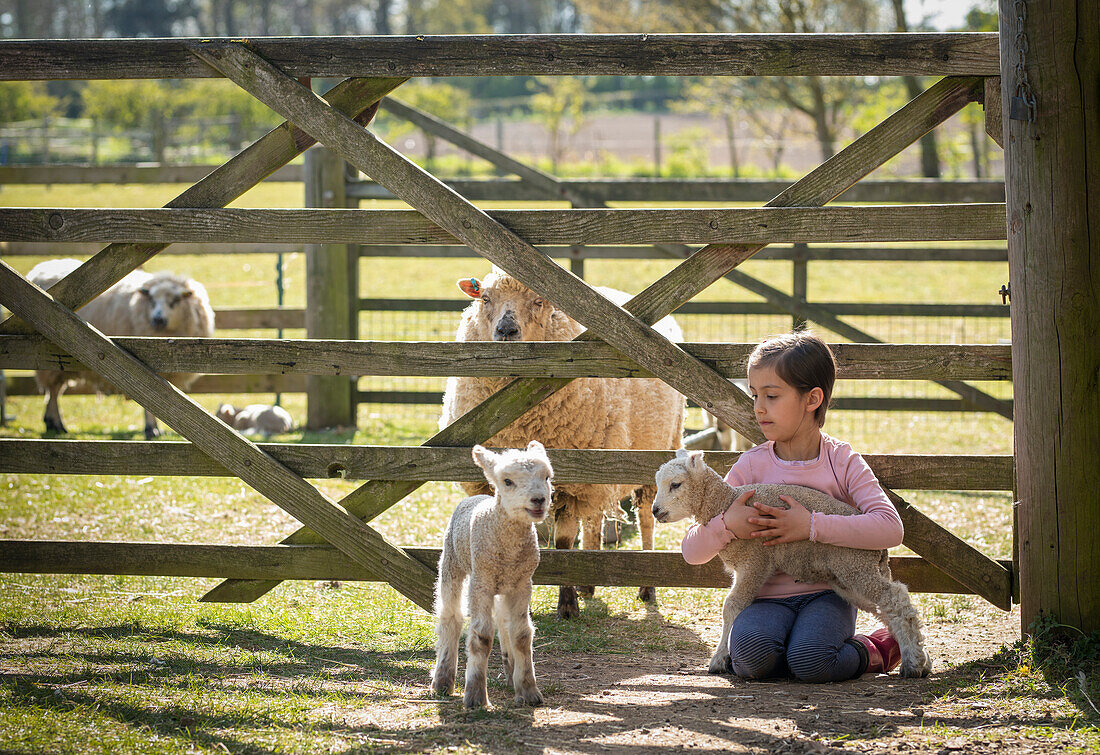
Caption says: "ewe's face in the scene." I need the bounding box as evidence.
[493,457,554,523]
[475,280,554,342]
[136,276,195,332]
[652,459,693,524]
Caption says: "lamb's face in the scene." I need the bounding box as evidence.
[646,457,690,523]
[472,442,554,522]
[134,275,197,332]
[459,274,556,342]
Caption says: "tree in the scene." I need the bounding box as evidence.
[0,83,60,123]
[377,81,470,171]
[529,76,589,173]
[890,0,940,177]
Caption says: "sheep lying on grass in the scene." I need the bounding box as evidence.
[28,258,215,439]
[652,449,932,678]
[431,441,553,709]
[216,403,295,436]
[440,268,685,618]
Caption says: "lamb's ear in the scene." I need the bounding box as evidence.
[215,404,235,422]
[675,447,690,459]
[526,440,547,457]
[471,444,496,471]
[686,450,706,470]
[457,278,482,298]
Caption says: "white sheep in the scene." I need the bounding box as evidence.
[439,268,686,618]
[28,258,215,439]
[652,449,932,678]
[216,403,295,436]
[431,441,553,709]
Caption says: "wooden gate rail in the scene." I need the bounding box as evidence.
[0,541,1013,598]
[0,338,1012,381]
[0,442,1013,490]
[0,76,406,336]
[0,259,437,611]
[195,68,1010,608]
[0,34,1000,80]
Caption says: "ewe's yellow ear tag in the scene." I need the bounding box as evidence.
[458,278,482,298]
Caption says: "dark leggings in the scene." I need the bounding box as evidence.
[727,590,862,683]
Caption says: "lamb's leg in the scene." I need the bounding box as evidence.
[494,594,514,680]
[143,407,161,440]
[430,568,464,696]
[577,512,603,599]
[40,373,67,434]
[710,565,770,674]
[832,571,932,678]
[501,583,542,706]
[552,496,581,619]
[633,486,657,603]
[463,579,494,708]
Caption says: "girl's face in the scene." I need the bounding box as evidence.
[747,363,823,444]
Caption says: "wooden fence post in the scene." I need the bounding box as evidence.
[1000,0,1100,633]
[304,145,356,430]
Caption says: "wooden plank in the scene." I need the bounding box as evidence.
[3,373,304,395]
[0,440,1015,490]
[201,75,995,604]
[0,259,437,610]
[0,337,1013,380]
[210,308,305,330]
[1,242,307,256]
[0,77,406,336]
[0,540,1013,597]
[0,34,1000,80]
[0,205,1011,245]
[1000,0,1100,632]
[0,164,303,185]
[348,178,1007,204]
[983,76,1004,148]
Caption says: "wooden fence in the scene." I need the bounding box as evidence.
[0,34,1014,613]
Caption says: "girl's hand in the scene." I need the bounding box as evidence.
[722,490,761,539]
[748,495,811,545]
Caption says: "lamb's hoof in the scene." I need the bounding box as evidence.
[515,687,543,706]
[44,417,67,434]
[144,424,162,440]
[557,586,580,619]
[708,655,733,675]
[463,688,487,709]
[900,652,932,678]
[637,585,656,603]
[577,585,595,598]
[430,670,455,697]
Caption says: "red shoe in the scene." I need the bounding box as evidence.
[852,627,901,674]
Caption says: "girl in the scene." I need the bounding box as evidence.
[682,331,903,682]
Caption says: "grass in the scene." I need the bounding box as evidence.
[5,182,1086,752]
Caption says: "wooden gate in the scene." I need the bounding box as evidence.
[0,34,1012,612]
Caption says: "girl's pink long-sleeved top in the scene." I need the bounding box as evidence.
[680,433,903,599]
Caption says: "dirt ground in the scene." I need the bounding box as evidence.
[357,600,1096,754]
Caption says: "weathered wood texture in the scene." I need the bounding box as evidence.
[0,164,302,185]
[0,337,1013,380]
[304,145,356,429]
[0,205,1010,245]
[1000,0,1100,631]
[0,441,1014,491]
[0,259,436,611]
[0,540,1013,597]
[348,178,1007,203]
[0,77,405,336]
[0,34,1000,80]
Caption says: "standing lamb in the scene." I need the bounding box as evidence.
[431,441,553,709]
[439,268,686,618]
[652,449,932,678]
[28,258,215,439]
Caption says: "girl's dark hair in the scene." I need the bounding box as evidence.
[749,331,837,427]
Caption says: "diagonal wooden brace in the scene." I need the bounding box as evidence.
[0,260,437,611]
[0,76,406,336]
